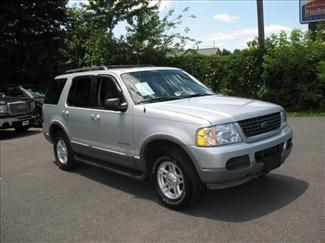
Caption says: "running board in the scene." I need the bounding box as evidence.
[74,154,146,181]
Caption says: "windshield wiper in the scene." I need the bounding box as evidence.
[137,93,213,104]
[181,93,213,98]
[138,96,183,104]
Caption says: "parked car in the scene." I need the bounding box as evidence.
[42,65,293,209]
[0,87,36,132]
[18,86,45,127]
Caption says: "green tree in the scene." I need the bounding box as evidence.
[0,0,67,86]
[123,6,197,64]
[165,29,324,111]
[60,8,89,69]
[262,29,325,111]
[63,0,197,67]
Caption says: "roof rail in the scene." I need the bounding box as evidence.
[106,64,155,69]
[65,66,108,74]
[65,64,155,74]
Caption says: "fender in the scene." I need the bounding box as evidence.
[49,119,70,143]
[139,133,201,172]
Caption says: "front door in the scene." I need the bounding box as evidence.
[88,75,134,168]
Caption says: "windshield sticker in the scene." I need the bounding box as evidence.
[135,82,155,96]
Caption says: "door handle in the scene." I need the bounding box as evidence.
[62,110,69,118]
[91,114,100,121]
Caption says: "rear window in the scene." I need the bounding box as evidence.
[44,78,67,104]
[67,76,93,108]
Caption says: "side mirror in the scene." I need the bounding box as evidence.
[104,98,128,112]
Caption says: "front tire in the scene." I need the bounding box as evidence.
[53,131,77,171]
[151,148,204,210]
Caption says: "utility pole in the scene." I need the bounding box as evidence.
[257,0,265,49]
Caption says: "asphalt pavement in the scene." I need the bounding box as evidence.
[1,117,324,242]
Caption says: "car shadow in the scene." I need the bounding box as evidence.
[74,163,155,200]
[0,128,42,140]
[186,174,308,222]
[74,164,308,222]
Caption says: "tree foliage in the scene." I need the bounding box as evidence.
[166,29,325,111]
[62,0,196,67]
[262,30,325,111]
[0,0,67,86]
[1,1,323,112]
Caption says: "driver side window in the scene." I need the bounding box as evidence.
[95,76,122,109]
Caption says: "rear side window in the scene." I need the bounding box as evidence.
[67,76,93,107]
[44,78,67,104]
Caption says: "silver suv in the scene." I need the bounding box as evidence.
[43,65,293,209]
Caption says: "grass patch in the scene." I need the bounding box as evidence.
[287,112,325,117]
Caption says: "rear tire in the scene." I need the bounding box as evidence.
[151,148,205,210]
[53,131,77,171]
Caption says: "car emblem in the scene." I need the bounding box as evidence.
[261,121,269,128]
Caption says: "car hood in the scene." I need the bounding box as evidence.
[147,95,282,124]
[0,96,31,104]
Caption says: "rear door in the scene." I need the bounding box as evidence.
[65,76,95,154]
[43,78,67,134]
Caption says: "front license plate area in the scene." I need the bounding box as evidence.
[255,143,283,172]
[262,153,281,172]
[22,120,29,126]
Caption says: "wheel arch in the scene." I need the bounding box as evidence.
[49,121,69,143]
[140,135,200,174]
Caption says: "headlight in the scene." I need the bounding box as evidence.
[196,123,242,147]
[0,104,8,113]
[281,110,287,126]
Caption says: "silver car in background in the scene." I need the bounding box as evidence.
[42,66,293,209]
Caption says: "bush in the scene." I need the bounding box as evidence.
[166,55,229,92]
[262,30,325,111]
[165,29,325,112]
[220,48,265,99]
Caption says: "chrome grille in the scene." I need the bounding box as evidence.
[238,112,281,138]
[8,102,33,115]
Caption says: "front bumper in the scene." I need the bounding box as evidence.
[0,114,36,129]
[188,126,293,189]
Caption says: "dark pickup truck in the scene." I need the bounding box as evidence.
[0,94,36,132]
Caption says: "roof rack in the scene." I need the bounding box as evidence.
[65,66,108,74]
[64,64,154,74]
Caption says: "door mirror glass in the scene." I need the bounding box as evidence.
[104,98,128,112]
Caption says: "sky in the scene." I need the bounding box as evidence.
[68,0,308,50]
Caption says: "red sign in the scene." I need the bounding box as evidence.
[300,0,325,23]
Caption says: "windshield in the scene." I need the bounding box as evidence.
[0,87,25,97]
[121,70,214,104]
[21,87,45,98]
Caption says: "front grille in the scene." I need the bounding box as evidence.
[8,102,33,115]
[238,112,281,137]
